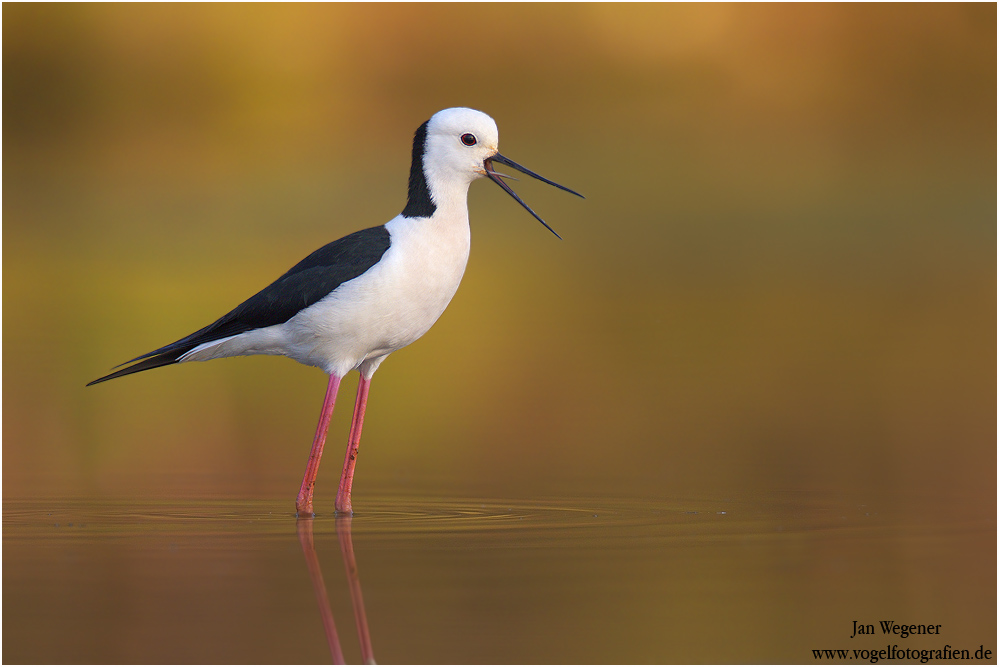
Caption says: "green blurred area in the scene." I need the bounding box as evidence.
[3,3,995,510]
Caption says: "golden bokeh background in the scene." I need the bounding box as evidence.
[3,5,996,663]
[4,3,995,511]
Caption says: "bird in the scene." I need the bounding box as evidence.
[88,107,583,516]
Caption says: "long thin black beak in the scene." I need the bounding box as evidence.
[485,152,584,240]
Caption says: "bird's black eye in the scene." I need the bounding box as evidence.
[460,133,477,147]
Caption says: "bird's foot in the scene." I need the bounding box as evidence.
[334,494,353,515]
[296,494,315,518]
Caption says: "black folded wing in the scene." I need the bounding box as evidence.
[88,225,392,385]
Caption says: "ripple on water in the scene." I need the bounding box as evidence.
[2,494,888,548]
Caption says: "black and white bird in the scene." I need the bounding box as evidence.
[88,107,583,515]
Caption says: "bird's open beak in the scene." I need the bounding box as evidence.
[484,153,584,240]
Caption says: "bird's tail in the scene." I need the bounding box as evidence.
[86,351,186,386]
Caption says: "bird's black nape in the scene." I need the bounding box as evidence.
[401,120,436,219]
[484,153,584,239]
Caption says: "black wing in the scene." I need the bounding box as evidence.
[88,225,392,385]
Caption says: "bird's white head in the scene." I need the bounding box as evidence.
[403,107,584,237]
[423,107,499,185]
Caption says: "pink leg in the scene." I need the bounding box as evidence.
[335,375,371,514]
[296,374,341,517]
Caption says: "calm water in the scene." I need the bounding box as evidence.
[4,493,993,663]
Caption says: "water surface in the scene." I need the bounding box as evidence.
[4,493,993,663]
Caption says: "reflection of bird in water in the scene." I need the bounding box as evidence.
[88,107,583,515]
[297,517,374,664]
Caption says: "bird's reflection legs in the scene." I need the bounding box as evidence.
[337,516,375,664]
[296,518,345,664]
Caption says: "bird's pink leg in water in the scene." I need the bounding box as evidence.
[296,375,341,516]
[335,375,371,514]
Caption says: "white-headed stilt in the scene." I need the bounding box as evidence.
[88,107,583,515]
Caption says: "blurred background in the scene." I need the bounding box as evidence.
[4,3,995,511]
